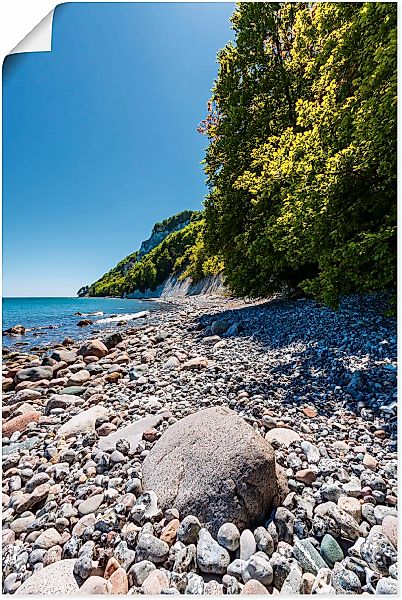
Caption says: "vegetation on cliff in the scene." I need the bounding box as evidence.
[199,2,396,306]
[83,211,222,297]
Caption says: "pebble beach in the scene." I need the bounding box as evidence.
[2,293,398,595]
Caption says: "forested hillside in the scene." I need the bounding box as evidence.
[199,2,396,306]
[80,211,223,297]
[82,2,396,303]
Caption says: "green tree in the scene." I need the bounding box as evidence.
[201,2,396,305]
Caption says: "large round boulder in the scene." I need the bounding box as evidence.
[142,407,287,535]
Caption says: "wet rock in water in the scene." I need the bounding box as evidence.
[196,528,230,574]
[142,407,285,535]
[15,559,79,594]
[77,319,93,327]
[4,324,26,336]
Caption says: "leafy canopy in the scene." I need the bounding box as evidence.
[200,2,396,306]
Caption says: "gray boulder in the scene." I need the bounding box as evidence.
[142,407,286,535]
[14,366,53,385]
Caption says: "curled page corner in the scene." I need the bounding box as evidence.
[9,9,55,55]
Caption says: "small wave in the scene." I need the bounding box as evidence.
[82,311,104,316]
[96,311,149,324]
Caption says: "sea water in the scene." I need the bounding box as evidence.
[2,297,162,349]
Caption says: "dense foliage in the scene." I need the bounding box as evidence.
[152,210,195,234]
[84,212,222,297]
[200,2,396,306]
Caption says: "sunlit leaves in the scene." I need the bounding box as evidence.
[200,1,396,306]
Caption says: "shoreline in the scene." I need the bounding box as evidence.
[2,293,398,594]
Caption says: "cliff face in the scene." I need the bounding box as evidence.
[137,216,191,259]
[126,274,225,299]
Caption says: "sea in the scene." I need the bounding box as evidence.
[2,297,164,350]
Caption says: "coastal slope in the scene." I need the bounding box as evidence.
[78,210,223,299]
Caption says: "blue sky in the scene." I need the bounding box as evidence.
[3,2,234,297]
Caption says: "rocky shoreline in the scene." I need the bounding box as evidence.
[2,293,398,595]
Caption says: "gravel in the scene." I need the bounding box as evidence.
[2,292,397,594]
